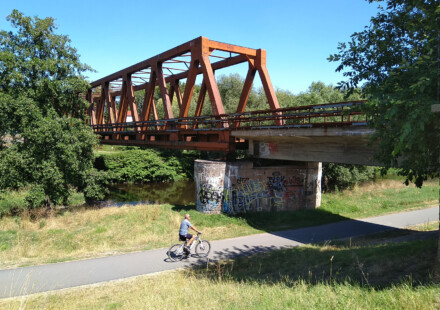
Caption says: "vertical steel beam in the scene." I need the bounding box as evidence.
[193,80,207,129]
[87,89,96,126]
[103,82,116,124]
[114,79,128,140]
[255,49,282,125]
[194,80,207,118]
[126,74,140,126]
[237,64,257,114]
[111,96,118,122]
[97,86,106,125]
[152,99,159,121]
[200,54,225,116]
[174,80,183,109]
[155,62,174,119]
[232,64,257,128]
[168,83,175,108]
[140,70,157,123]
[91,103,97,128]
[169,80,183,109]
[116,79,128,125]
[179,59,199,119]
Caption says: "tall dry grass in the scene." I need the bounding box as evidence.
[0,179,437,269]
[0,204,185,268]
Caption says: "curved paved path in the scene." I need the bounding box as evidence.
[1,206,438,298]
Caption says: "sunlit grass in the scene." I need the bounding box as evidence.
[0,204,260,268]
[0,179,437,269]
[321,179,438,218]
[411,221,439,232]
[3,276,438,310]
[1,239,438,310]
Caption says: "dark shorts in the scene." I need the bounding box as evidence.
[179,234,193,241]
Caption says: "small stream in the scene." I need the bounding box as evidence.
[104,180,196,207]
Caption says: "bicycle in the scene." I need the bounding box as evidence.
[167,232,211,262]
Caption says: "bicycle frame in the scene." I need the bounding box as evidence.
[168,232,210,261]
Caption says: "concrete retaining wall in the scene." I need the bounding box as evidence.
[194,160,321,214]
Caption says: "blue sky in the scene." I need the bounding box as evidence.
[0,0,379,94]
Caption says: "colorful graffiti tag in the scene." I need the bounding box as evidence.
[195,160,321,214]
[197,183,223,212]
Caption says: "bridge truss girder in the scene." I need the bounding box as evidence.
[87,37,282,151]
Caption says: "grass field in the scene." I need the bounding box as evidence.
[321,179,438,218]
[1,234,438,309]
[0,179,437,269]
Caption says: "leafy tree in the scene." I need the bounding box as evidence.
[275,88,297,108]
[217,74,246,113]
[0,10,106,209]
[329,0,440,276]
[328,0,439,187]
[295,81,363,106]
[322,163,375,192]
[95,148,198,183]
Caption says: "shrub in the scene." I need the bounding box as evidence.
[322,163,375,192]
[82,169,111,204]
[25,185,47,209]
[0,189,27,217]
[95,149,198,183]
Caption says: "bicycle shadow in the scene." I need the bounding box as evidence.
[163,253,209,263]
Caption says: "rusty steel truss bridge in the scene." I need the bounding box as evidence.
[87,37,368,153]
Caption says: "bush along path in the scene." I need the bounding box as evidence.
[0,206,437,298]
[94,148,199,183]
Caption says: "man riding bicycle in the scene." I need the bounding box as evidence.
[179,213,200,255]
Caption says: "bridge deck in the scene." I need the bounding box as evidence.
[92,101,368,152]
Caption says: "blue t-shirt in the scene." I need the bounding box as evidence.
[179,219,192,236]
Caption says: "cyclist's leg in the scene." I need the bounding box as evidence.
[186,234,195,246]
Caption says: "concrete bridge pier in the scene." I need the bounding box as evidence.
[194,160,322,214]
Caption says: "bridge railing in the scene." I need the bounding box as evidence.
[228,100,367,129]
[91,101,367,150]
[91,100,367,133]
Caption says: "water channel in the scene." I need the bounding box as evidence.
[105,180,196,206]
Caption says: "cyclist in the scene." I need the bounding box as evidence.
[179,213,200,255]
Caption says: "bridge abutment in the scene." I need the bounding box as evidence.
[194,160,321,214]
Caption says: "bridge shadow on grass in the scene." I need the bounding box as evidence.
[171,207,350,233]
[171,204,197,212]
[170,204,438,288]
[176,207,439,289]
[230,209,348,233]
[187,229,439,289]
[170,205,433,245]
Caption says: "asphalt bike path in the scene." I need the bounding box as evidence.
[1,206,438,298]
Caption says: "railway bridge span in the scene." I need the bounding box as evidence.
[87,37,378,213]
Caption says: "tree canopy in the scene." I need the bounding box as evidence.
[0,10,106,209]
[329,0,439,186]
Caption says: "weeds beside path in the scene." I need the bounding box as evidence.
[0,180,438,269]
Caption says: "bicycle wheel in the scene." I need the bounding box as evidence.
[195,240,211,257]
[167,243,185,261]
